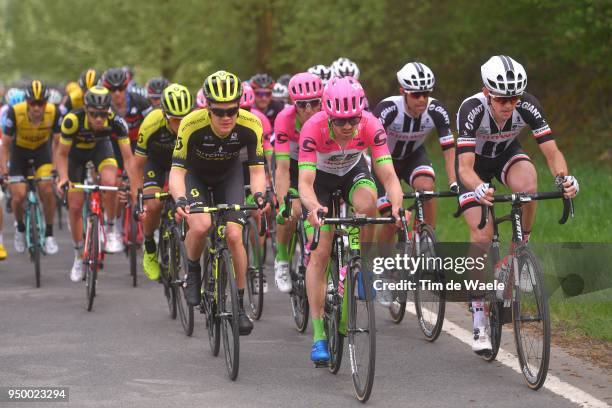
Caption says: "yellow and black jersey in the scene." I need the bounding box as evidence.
[172,108,264,184]
[3,102,61,150]
[60,108,129,149]
[135,109,176,166]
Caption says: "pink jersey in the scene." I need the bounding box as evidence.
[298,110,392,176]
[273,105,300,161]
[252,108,272,154]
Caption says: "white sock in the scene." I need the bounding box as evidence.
[472,299,485,330]
[74,242,83,259]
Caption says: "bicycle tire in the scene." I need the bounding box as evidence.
[28,204,41,288]
[129,209,138,288]
[388,235,412,324]
[290,228,309,333]
[347,261,376,402]
[513,247,550,390]
[172,233,194,336]
[158,225,177,319]
[325,251,344,374]
[481,292,503,362]
[219,249,240,380]
[85,215,99,311]
[203,250,220,356]
[414,225,446,341]
[244,217,264,320]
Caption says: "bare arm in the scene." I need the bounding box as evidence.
[538,140,568,177]
[443,147,457,186]
[169,167,187,201]
[274,159,290,203]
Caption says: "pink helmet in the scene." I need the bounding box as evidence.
[323,76,365,118]
[196,87,207,108]
[240,83,255,108]
[288,72,323,101]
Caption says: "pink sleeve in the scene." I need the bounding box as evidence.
[364,112,391,160]
[273,109,291,156]
[298,119,318,169]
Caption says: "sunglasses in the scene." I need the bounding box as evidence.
[209,106,240,118]
[87,110,109,119]
[406,91,431,99]
[255,90,272,97]
[27,100,46,107]
[108,86,126,93]
[490,95,520,105]
[295,99,321,110]
[330,116,361,127]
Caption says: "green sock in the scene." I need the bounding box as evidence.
[276,242,289,262]
[312,318,327,342]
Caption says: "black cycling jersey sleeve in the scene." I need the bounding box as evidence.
[428,99,454,150]
[516,92,554,144]
[3,106,16,137]
[456,97,484,155]
[373,100,399,129]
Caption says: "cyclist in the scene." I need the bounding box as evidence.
[2,80,61,255]
[250,73,285,125]
[307,65,332,85]
[195,88,207,109]
[61,68,101,115]
[298,76,404,363]
[456,55,579,353]
[273,72,323,293]
[102,67,152,252]
[272,82,289,107]
[145,77,170,108]
[373,62,457,243]
[133,83,192,280]
[56,86,135,281]
[170,71,267,335]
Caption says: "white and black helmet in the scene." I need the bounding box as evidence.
[308,64,332,84]
[331,57,360,79]
[272,82,289,100]
[397,62,435,92]
[481,55,527,96]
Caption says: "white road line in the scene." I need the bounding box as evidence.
[404,302,610,408]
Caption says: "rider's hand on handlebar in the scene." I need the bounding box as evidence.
[561,175,579,198]
[174,197,190,222]
[307,206,327,228]
[475,183,494,206]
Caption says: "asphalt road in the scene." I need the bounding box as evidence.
[0,214,609,407]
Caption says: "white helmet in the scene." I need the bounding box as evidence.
[48,88,63,105]
[308,64,332,84]
[481,55,527,96]
[331,57,360,79]
[272,82,289,100]
[397,62,435,92]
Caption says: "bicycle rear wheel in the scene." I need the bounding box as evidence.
[290,229,309,333]
[203,251,220,356]
[28,204,41,288]
[171,232,194,336]
[414,225,446,341]
[244,217,263,320]
[513,248,550,390]
[347,261,376,402]
[481,291,503,362]
[219,249,240,380]
[85,215,99,312]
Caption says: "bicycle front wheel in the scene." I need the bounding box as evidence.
[219,249,240,380]
[128,209,138,287]
[244,217,264,320]
[28,204,42,288]
[203,251,220,356]
[347,261,376,402]
[159,226,177,319]
[414,225,446,341]
[171,232,194,336]
[513,247,550,390]
[85,215,99,312]
[290,229,309,333]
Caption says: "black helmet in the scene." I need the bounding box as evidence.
[102,68,128,89]
[78,68,101,91]
[277,74,291,87]
[24,80,49,102]
[249,73,274,90]
[84,86,112,110]
[146,77,170,98]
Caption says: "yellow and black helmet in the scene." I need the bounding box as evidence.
[78,68,101,91]
[203,70,242,103]
[161,83,192,117]
[25,80,49,102]
[84,85,112,110]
